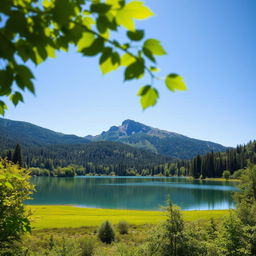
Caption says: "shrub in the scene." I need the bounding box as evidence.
[98,221,115,244]
[232,169,245,179]
[0,159,34,250]
[45,237,81,256]
[117,221,129,235]
[79,238,95,256]
[222,170,231,180]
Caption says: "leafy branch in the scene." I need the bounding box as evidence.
[0,0,187,115]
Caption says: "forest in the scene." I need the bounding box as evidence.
[1,140,256,178]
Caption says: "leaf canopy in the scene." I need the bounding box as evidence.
[0,0,185,114]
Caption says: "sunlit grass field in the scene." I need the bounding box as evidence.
[27,205,230,229]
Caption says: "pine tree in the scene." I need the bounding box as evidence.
[12,144,22,167]
[6,150,12,161]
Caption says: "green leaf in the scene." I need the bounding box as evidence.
[100,56,119,74]
[124,59,144,80]
[127,30,144,41]
[137,85,151,96]
[82,17,95,29]
[138,85,159,109]
[150,66,160,72]
[42,0,53,8]
[99,47,113,64]
[121,53,136,66]
[0,69,13,95]
[96,16,109,33]
[81,38,104,56]
[52,0,75,25]
[143,39,166,56]
[32,47,44,64]
[46,45,56,58]
[165,74,187,92]
[10,92,24,106]
[116,1,154,31]
[77,32,95,52]
[90,3,112,14]
[5,181,13,190]
[0,101,7,116]
[99,49,120,74]
[142,47,156,63]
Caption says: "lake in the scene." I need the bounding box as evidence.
[28,176,239,210]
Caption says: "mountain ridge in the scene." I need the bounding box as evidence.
[0,117,89,147]
[85,119,228,159]
[0,117,228,159]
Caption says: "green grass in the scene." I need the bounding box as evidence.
[27,205,230,229]
[205,177,240,182]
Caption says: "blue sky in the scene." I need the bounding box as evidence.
[4,0,256,147]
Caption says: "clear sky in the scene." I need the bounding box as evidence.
[4,0,256,147]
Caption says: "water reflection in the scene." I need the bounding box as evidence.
[28,176,238,210]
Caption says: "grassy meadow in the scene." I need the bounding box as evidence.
[28,205,230,229]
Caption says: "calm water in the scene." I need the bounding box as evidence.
[28,176,239,210]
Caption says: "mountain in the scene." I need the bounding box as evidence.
[0,118,172,175]
[0,118,89,149]
[85,119,227,159]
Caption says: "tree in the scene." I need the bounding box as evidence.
[6,150,12,161]
[117,221,129,234]
[234,164,256,255]
[98,220,115,244]
[0,159,34,251]
[12,144,22,166]
[217,213,248,256]
[148,200,187,256]
[222,170,231,180]
[0,0,186,115]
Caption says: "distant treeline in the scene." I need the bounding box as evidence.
[1,140,255,178]
[182,140,256,178]
[1,141,173,177]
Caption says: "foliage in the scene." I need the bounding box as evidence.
[222,170,231,180]
[12,143,23,166]
[217,213,248,256]
[182,140,256,178]
[0,0,186,115]
[147,201,187,256]
[5,165,256,255]
[117,221,129,234]
[98,220,115,244]
[0,159,34,249]
[234,164,256,255]
[1,141,173,177]
[79,237,95,256]
[53,165,76,177]
[235,164,256,226]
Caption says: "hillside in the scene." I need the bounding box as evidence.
[0,118,89,149]
[0,118,172,175]
[85,119,227,159]
[22,141,172,175]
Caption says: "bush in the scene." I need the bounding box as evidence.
[79,238,95,256]
[222,170,231,180]
[43,237,81,256]
[0,159,34,249]
[117,221,129,235]
[98,221,115,244]
[232,169,245,179]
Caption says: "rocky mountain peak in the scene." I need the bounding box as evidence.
[121,119,151,136]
